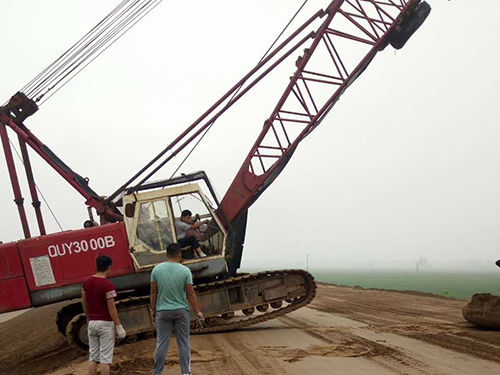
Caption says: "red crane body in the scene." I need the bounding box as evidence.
[0,223,130,312]
[0,0,431,345]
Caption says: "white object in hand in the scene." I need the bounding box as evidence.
[116,324,126,338]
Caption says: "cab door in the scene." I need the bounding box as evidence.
[124,193,176,270]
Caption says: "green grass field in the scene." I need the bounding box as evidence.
[311,270,500,299]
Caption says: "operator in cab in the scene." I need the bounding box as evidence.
[175,209,208,258]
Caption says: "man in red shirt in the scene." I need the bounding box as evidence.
[82,255,126,375]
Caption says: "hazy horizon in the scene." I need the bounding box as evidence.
[242,257,500,273]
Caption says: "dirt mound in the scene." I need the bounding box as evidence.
[466,293,500,312]
[463,293,500,329]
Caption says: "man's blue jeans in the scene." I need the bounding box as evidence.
[153,309,191,375]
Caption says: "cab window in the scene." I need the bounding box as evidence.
[136,199,173,251]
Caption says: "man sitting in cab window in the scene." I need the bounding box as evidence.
[175,209,208,258]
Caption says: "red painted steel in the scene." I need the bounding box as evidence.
[0,113,121,221]
[107,9,326,203]
[0,242,32,312]
[1,0,416,230]
[219,0,414,223]
[0,222,132,312]
[0,277,32,312]
[17,223,133,292]
[0,123,31,239]
[104,0,416,226]
[0,242,24,279]
[0,0,425,315]
[18,137,47,236]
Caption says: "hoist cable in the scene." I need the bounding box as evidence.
[26,0,142,98]
[21,0,130,92]
[40,0,163,105]
[39,0,162,105]
[19,0,163,104]
[34,0,147,96]
[21,0,131,96]
[31,0,152,100]
[2,0,132,107]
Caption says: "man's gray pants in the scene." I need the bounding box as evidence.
[153,309,191,375]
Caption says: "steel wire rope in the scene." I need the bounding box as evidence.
[24,1,138,101]
[8,138,64,231]
[39,0,164,105]
[30,0,146,98]
[165,0,310,182]
[23,0,155,101]
[26,0,143,98]
[30,0,154,101]
[2,0,132,107]
[37,0,154,99]
[21,0,132,98]
[22,0,130,91]
[39,0,163,105]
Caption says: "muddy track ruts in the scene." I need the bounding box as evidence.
[279,312,434,374]
[409,332,500,364]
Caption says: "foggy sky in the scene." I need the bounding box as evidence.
[1,0,499,270]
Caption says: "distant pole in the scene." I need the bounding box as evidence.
[306,254,309,271]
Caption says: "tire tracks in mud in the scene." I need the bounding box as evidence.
[205,334,288,375]
[10,284,500,374]
[408,331,500,365]
[310,300,400,326]
[315,295,453,324]
[278,313,434,375]
[368,354,433,375]
[303,293,500,370]
[362,319,500,364]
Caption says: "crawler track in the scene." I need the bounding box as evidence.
[67,269,316,352]
[193,269,316,333]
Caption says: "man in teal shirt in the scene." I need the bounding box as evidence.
[150,243,204,375]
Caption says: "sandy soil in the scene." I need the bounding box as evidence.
[2,283,500,375]
[0,310,27,325]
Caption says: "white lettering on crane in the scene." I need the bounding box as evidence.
[47,235,116,258]
[48,245,58,258]
[105,236,115,248]
[97,237,105,249]
[80,240,88,252]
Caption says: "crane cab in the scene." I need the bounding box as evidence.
[122,180,229,280]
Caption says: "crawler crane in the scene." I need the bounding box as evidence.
[0,0,431,350]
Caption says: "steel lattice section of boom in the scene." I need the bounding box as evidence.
[218,0,429,224]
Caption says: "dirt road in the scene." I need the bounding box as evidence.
[2,283,500,375]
